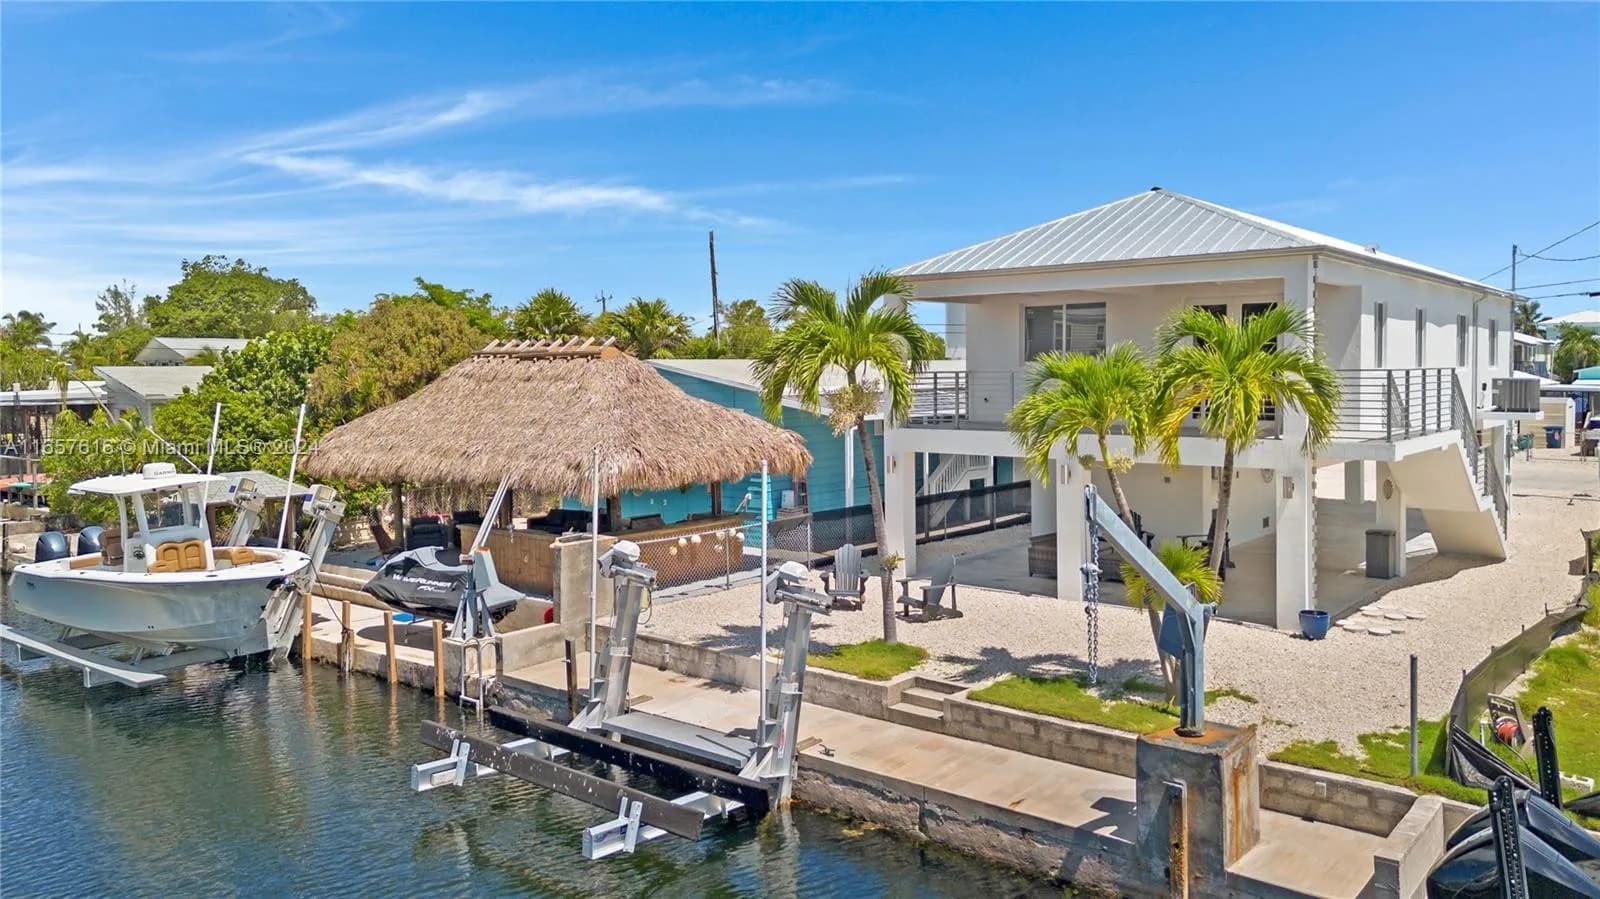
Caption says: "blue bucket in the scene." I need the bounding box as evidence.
[1299,609,1330,640]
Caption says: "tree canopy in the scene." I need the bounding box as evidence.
[509,287,591,340]
[144,255,317,338]
[596,297,693,359]
[154,324,335,476]
[308,298,487,426]
[1553,323,1600,382]
[379,277,508,338]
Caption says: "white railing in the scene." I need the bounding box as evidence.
[919,454,989,497]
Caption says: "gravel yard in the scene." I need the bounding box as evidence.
[645,449,1597,752]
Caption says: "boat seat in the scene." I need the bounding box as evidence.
[153,540,210,572]
[100,527,123,565]
[217,546,259,566]
[69,553,103,570]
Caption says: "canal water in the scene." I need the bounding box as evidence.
[0,648,1060,897]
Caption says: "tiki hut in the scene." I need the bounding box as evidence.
[303,339,811,586]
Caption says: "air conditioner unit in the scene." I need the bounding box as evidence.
[780,489,797,509]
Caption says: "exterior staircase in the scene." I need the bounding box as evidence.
[1386,386,1508,561]
[887,680,962,732]
[917,454,991,526]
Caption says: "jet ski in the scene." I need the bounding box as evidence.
[362,546,521,619]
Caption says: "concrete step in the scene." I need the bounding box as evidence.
[888,701,945,732]
[899,686,951,712]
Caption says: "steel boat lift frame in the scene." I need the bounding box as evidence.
[410,541,832,860]
[0,479,346,688]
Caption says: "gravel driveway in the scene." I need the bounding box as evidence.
[644,451,1597,751]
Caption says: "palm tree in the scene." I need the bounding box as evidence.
[1553,323,1600,382]
[1513,298,1550,335]
[1153,306,1341,575]
[511,287,591,340]
[1007,343,1176,689]
[753,272,938,642]
[599,297,692,359]
[1121,541,1222,699]
[2,311,55,350]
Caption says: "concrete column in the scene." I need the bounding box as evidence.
[1375,462,1407,578]
[1030,475,1057,537]
[1055,456,1087,601]
[1274,459,1315,630]
[881,435,919,577]
[1343,460,1365,505]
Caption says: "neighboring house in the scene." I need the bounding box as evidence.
[2,380,105,478]
[1513,332,1554,377]
[93,365,210,425]
[881,187,1535,630]
[134,336,251,366]
[647,358,1016,526]
[1542,309,1600,337]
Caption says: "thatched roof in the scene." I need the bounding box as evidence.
[303,338,811,497]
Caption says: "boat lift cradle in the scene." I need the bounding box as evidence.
[0,481,345,688]
[410,542,832,860]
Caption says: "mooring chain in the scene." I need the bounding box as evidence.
[1082,508,1102,686]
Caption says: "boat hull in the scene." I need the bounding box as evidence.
[7,553,311,657]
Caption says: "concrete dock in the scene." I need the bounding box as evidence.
[307,601,1447,897]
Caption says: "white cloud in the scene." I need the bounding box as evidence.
[150,5,349,64]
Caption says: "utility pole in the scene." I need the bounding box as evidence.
[1511,244,1518,296]
[595,291,610,316]
[708,230,721,341]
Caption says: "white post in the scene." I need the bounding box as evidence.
[844,428,855,506]
[204,402,222,476]
[1375,461,1408,578]
[759,460,769,722]
[589,445,601,689]
[276,403,306,549]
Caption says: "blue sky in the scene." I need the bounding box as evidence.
[3,2,1597,338]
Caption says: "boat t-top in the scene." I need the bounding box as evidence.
[1,462,344,687]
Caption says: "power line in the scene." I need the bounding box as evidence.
[1520,251,1600,263]
[1522,290,1600,300]
[1480,219,1600,280]
[1514,276,1600,291]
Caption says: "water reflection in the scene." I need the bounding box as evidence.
[2,636,1057,897]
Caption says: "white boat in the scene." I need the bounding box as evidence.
[3,463,344,682]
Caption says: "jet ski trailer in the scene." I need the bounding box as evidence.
[410,541,832,860]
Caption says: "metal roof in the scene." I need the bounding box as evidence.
[892,188,1507,294]
[5,381,105,406]
[93,365,211,400]
[136,336,251,363]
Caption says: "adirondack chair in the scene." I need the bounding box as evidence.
[820,543,868,610]
[896,556,962,621]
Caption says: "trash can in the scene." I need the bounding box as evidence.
[1544,425,1564,449]
[1366,528,1398,579]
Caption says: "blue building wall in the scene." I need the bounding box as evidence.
[562,367,1021,526]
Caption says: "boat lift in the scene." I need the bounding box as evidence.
[410,543,832,860]
[1083,484,1216,735]
[0,481,345,688]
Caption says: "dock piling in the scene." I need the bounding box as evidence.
[433,620,446,697]
[340,600,353,674]
[300,591,312,660]
[385,611,398,684]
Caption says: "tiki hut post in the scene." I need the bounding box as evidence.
[391,483,405,540]
[709,481,724,517]
[605,493,622,533]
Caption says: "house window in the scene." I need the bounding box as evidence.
[1456,314,1468,366]
[1242,302,1278,351]
[1374,302,1387,367]
[1489,319,1499,367]
[1023,303,1106,360]
[1415,308,1425,366]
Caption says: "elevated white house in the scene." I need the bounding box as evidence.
[880,188,1539,630]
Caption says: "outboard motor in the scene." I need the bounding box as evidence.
[34,531,70,562]
[76,525,105,555]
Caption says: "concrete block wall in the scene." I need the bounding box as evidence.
[1371,795,1447,899]
[943,695,1139,778]
[1258,760,1418,836]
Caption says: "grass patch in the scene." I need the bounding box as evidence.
[1271,719,1487,805]
[1509,628,1600,819]
[808,640,928,681]
[971,675,1178,733]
